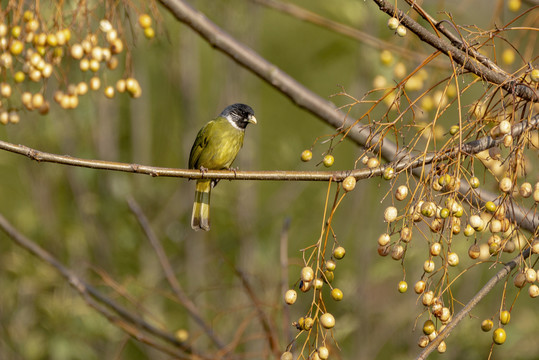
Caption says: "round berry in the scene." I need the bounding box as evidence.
[529,284,539,298]
[384,206,398,222]
[325,260,336,272]
[395,185,408,201]
[10,40,23,55]
[383,166,394,179]
[481,319,493,332]
[320,313,335,329]
[414,280,426,294]
[342,176,356,192]
[387,17,399,30]
[447,252,459,266]
[396,25,407,37]
[499,177,512,193]
[391,244,404,260]
[423,319,435,335]
[430,243,442,256]
[144,27,155,39]
[380,50,393,66]
[378,233,390,246]
[284,289,297,305]
[422,291,434,306]
[301,266,314,282]
[367,157,380,169]
[493,328,506,345]
[323,154,334,167]
[525,268,537,283]
[333,246,346,259]
[331,288,343,301]
[468,244,481,259]
[418,335,429,348]
[470,176,480,188]
[300,149,312,162]
[139,14,153,29]
[323,270,334,283]
[485,201,497,212]
[520,182,532,198]
[281,352,293,360]
[531,68,539,82]
[513,272,526,288]
[437,341,447,353]
[317,346,329,360]
[423,260,435,273]
[500,310,510,325]
[398,280,408,293]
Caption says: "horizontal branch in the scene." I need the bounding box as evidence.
[0,113,536,184]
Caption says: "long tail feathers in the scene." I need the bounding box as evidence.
[191,179,211,231]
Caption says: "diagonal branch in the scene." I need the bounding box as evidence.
[127,198,227,351]
[372,0,538,102]
[0,213,193,358]
[416,248,533,360]
[157,0,399,162]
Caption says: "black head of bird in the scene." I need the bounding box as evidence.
[188,103,257,231]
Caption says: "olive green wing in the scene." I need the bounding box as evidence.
[189,120,215,169]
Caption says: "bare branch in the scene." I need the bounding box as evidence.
[157,0,399,161]
[372,0,538,102]
[251,0,441,65]
[416,248,533,360]
[0,213,193,358]
[127,198,227,351]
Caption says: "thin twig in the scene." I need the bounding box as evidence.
[0,212,193,357]
[127,197,228,351]
[372,0,538,102]
[234,268,281,356]
[416,248,533,360]
[156,0,399,161]
[251,0,441,65]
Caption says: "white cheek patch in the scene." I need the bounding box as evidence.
[226,115,244,131]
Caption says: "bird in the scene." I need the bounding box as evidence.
[188,103,257,231]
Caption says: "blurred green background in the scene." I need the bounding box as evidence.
[0,0,537,359]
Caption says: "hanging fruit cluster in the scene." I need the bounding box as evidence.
[0,4,156,125]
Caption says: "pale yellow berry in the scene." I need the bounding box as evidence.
[531,69,539,82]
[447,252,459,266]
[378,233,390,246]
[414,280,426,294]
[116,79,127,93]
[396,25,406,37]
[320,313,335,329]
[529,284,539,298]
[90,77,101,90]
[104,86,115,98]
[300,266,314,282]
[284,289,297,305]
[384,206,398,222]
[387,17,399,30]
[71,43,84,59]
[423,260,435,273]
[342,176,356,192]
[395,185,408,201]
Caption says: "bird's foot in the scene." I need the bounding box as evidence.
[228,166,239,178]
